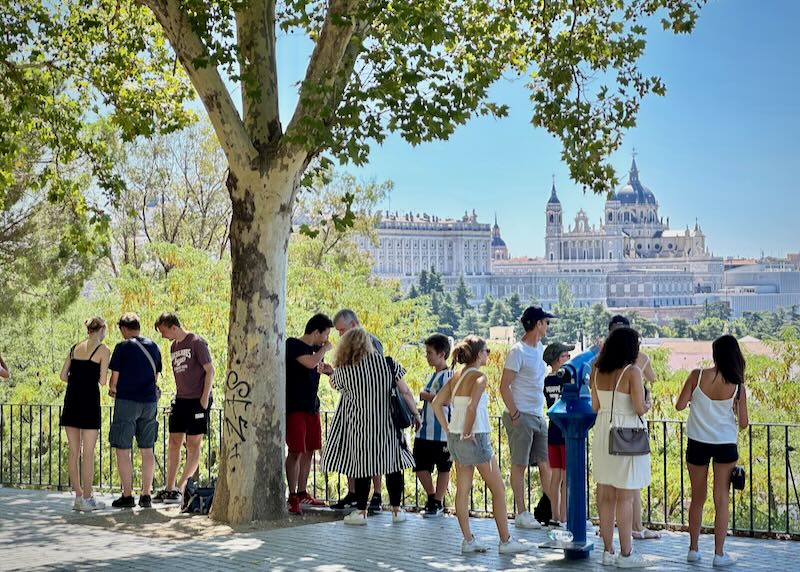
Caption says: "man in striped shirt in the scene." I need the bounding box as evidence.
[413,334,454,517]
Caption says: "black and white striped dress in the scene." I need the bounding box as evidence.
[321,352,415,478]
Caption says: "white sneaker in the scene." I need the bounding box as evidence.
[461,536,489,553]
[515,511,542,529]
[713,553,734,567]
[499,536,531,554]
[615,552,648,568]
[391,509,407,523]
[602,551,617,566]
[587,519,596,531]
[73,496,82,511]
[79,496,106,511]
[687,550,702,563]
[343,510,367,526]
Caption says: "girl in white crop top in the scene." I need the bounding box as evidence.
[675,334,749,566]
[432,336,529,555]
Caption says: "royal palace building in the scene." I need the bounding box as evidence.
[357,158,725,316]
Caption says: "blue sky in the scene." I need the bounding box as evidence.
[274,1,799,259]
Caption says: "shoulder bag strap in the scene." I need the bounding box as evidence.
[609,364,633,425]
[130,337,157,378]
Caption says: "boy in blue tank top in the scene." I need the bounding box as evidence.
[413,334,453,517]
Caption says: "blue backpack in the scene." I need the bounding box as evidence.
[181,478,215,515]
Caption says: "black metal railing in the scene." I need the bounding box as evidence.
[2,403,798,538]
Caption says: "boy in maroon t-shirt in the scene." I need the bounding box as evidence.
[154,312,215,505]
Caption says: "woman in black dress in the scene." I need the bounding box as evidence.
[60,317,110,511]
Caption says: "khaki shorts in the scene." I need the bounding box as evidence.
[502,411,549,466]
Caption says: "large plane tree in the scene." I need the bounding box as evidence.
[1,0,704,523]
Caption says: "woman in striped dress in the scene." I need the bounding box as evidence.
[321,327,419,524]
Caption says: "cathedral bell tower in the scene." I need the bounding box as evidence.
[545,182,563,262]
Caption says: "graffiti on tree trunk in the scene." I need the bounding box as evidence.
[224,370,252,470]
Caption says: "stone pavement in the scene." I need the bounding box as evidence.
[2,487,798,571]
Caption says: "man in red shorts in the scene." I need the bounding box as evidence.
[285,313,334,514]
[543,341,574,527]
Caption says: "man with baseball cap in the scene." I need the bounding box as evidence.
[500,305,555,529]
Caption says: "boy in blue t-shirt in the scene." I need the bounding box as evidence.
[413,334,453,517]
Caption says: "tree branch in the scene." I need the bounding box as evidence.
[235,0,282,149]
[138,0,258,171]
[283,0,367,162]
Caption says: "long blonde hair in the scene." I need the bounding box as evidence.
[334,327,374,367]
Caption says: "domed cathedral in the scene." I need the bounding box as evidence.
[545,156,708,264]
[491,213,510,261]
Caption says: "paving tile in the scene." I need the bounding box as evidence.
[2,487,799,571]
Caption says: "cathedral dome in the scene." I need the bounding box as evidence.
[492,236,507,248]
[617,157,656,205]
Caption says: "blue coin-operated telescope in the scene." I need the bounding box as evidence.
[541,346,600,559]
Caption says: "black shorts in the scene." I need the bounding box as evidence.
[168,397,212,436]
[413,438,452,473]
[686,438,738,466]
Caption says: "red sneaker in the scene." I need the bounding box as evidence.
[288,494,303,515]
[298,491,325,507]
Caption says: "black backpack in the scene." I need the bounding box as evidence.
[181,478,215,515]
[533,493,552,525]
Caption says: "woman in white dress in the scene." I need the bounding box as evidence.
[591,327,651,568]
[320,327,419,524]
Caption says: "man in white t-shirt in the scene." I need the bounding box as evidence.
[500,305,555,529]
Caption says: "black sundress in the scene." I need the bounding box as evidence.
[60,344,102,430]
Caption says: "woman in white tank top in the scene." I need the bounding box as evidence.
[432,336,529,555]
[676,335,749,567]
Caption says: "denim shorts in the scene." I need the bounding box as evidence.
[447,432,493,466]
[109,398,159,449]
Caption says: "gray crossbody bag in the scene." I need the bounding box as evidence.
[607,364,651,456]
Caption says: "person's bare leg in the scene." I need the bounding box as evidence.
[417,470,435,495]
[177,434,203,492]
[372,474,382,497]
[510,463,528,514]
[115,449,133,497]
[65,427,83,498]
[435,471,450,502]
[285,452,300,494]
[140,448,155,496]
[712,461,736,556]
[166,432,184,490]
[477,457,511,542]
[80,429,99,498]
[297,451,314,494]
[598,484,616,553]
[548,468,564,522]
[538,460,552,504]
[455,463,475,541]
[687,463,709,552]
[616,489,636,557]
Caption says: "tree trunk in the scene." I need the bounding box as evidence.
[210,160,300,523]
